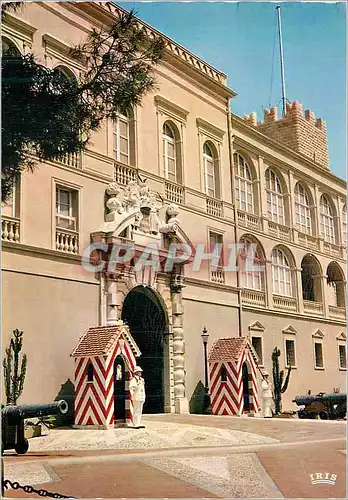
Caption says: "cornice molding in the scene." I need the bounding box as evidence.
[196,117,225,142]
[42,33,86,71]
[2,12,37,44]
[312,329,324,339]
[154,95,189,123]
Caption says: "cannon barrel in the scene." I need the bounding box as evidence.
[293,393,347,406]
[2,400,68,425]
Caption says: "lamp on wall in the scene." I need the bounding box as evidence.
[201,327,212,415]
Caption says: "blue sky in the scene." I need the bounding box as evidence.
[119,1,346,179]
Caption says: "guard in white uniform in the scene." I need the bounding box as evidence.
[261,371,273,418]
[129,366,146,428]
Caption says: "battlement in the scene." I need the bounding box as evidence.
[243,101,329,169]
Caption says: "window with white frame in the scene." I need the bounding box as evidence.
[285,338,296,367]
[234,153,253,213]
[314,341,324,369]
[251,336,263,365]
[342,204,347,247]
[266,168,284,224]
[320,195,335,243]
[56,187,77,231]
[338,344,347,369]
[239,237,263,290]
[113,112,129,164]
[209,231,223,267]
[295,183,311,234]
[163,122,177,182]
[203,142,216,198]
[272,248,292,296]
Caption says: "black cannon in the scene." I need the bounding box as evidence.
[1,400,68,454]
[293,392,346,420]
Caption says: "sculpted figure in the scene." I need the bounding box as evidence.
[159,204,181,234]
[105,183,124,214]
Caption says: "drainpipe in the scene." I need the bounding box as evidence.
[227,109,243,338]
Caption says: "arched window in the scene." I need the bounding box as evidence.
[272,248,292,296]
[239,237,264,291]
[203,142,219,198]
[234,153,253,213]
[220,364,227,382]
[342,204,347,248]
[320,195,335,243]
[326,262,346,308]
[295,183,311,234]
[301,255,322,303]
[2,37,21,56]
[113,111,130,164]
[87,363,94,382]
[163,122,177,182]
[265,169,284,224]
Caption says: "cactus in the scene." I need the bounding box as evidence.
[272,347,291,415]
[3,329,27,405]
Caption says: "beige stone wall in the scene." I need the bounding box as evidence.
[2,268,99,404]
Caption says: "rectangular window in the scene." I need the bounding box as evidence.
[56,187,78,231]
[339,345,346,369]
[209,232,223,266]
[113,115,129,164]
[285,339,296,367]
[252,337,263,365]
[314,342,324,369]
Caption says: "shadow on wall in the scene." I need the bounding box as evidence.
[54,378,75,427]
[189,380,206,414]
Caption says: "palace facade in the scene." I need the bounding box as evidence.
[2,2,346,413]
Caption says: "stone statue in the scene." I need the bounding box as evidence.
[261,371,273,418]
[105,183,124,215]
[159,204,181,234]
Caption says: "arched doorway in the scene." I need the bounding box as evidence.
[122,286,167,413]
[114,355,126,421]
[242,362,250,412]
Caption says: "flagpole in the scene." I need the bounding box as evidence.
[276,5,287,117]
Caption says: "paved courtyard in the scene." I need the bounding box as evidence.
[3,414,346,498]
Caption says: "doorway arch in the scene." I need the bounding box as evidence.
[121,286,168,413]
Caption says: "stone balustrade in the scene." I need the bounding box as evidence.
[114,162,137,186]
[241,289,266,307]
[237,210,260,231]
[268,220,292,241]
[297,231,319,251]
[303,300,324,316]
[54,152,81,169]
[2,216,20,243]
[273,294,297,312]
[165,181,184,205]
[210,267,225,284]
[328,305,346,320]
[323,241,341,258]
[206,197,223,218]
[56,229,79,254]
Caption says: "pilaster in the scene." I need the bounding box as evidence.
[170,273,189,414]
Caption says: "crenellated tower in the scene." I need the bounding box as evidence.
[243,101,329,169]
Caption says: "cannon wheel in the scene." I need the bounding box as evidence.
[319,411,329,420]
[15,439,29,455]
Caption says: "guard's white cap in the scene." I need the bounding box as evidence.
[134,366,143,373]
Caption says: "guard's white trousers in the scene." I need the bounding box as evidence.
[133,401,144,427]
[263,396,273,418]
